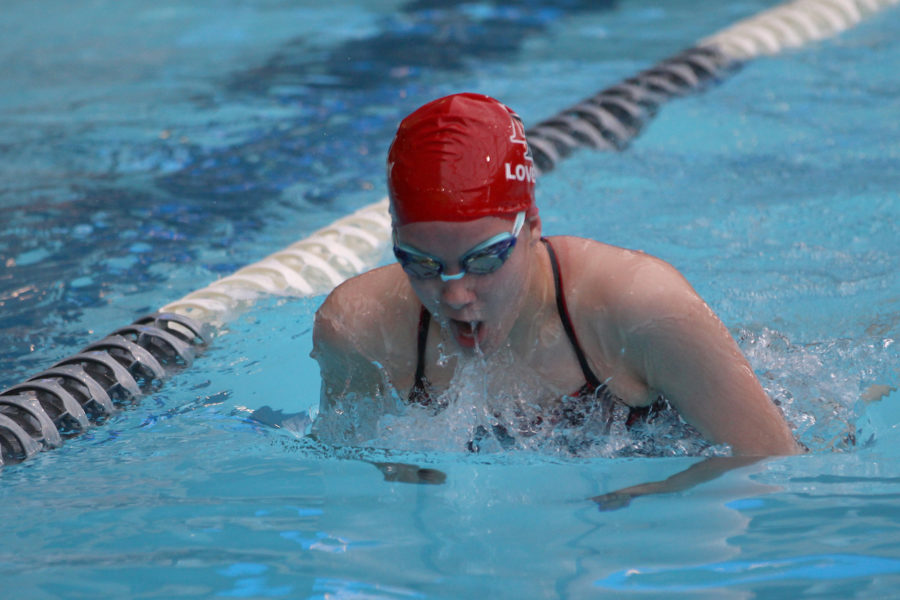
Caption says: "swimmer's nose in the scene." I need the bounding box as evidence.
[440,275,475,310]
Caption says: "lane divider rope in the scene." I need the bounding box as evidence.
[159,199,392,324]
[1,0,895,466]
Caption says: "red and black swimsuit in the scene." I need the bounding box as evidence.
[408,238,662,433]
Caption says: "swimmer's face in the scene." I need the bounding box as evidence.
[394,215,539,354]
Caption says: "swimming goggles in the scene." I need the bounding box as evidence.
[393,211,526,281]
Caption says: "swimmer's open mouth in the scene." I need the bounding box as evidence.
[450,319,483,348]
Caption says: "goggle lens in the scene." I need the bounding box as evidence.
[394,248,443,279]
[460,238,516,275]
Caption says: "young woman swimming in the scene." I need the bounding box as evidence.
[312,92,800,458]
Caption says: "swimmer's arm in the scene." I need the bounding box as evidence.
[313,311,448,486]
[249,294,388,433]
[311,295,391,411]
[619,261,801,456]
[591,456,762,510]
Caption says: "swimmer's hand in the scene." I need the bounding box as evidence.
[861,384,896,403]
[590,481,662,511]
[590,491,635,511]
[371,461,447,485]
[247,406,311,434]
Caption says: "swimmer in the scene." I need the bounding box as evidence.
[311,93,801,466]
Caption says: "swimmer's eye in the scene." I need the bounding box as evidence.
[393,246,444,279]
[460,238,517,275]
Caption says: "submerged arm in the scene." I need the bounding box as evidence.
[311,273,448,485]
[313,306,386,408]
[311,268,414,413]
[314,320,447,484]
[311,290,403,437]
[591,456,764,510]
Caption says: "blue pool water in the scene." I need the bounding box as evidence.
[2,0,899,597]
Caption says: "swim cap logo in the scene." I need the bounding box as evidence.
[505,113,535,183]
[505,162,536,183]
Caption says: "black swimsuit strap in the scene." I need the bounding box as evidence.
[541,238,604,390]
[414,306,430,387]
[408,305,432,405]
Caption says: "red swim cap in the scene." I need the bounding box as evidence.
[387,93,536,225]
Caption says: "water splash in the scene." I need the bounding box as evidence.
[313,345,721,459]
[740,327,898,453]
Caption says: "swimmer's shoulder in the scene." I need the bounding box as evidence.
[314,264,419,354]
[544,234,668,284]
[544,235,699,318]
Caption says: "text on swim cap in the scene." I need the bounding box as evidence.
[505,162,536,183]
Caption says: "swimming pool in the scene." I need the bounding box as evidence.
[2,0,899,596]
